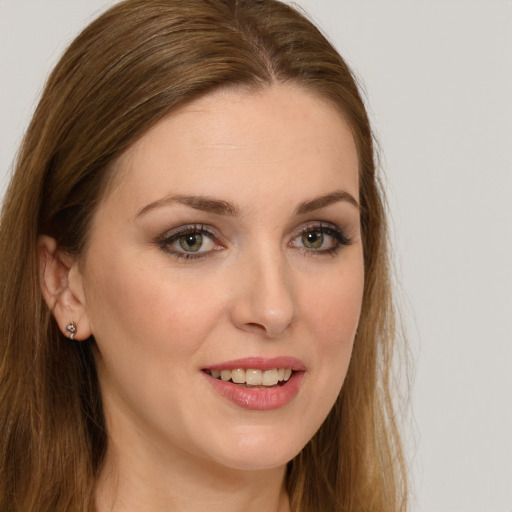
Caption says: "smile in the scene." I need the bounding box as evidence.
[206,368,293,387]
[202,357,305,411]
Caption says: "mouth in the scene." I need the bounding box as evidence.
[204,368,294,388]
[202,357,305,410]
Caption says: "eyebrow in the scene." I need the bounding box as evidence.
[294,190,359,214]
[136,189,359,219]
[136,194,241,218]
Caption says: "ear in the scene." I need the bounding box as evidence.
[38,235,93,341]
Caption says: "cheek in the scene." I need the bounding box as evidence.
[288,257,363,449]
[300,256,364,399]
[304,262,364,348]
[84,251,227,364]
[83,254,229,435]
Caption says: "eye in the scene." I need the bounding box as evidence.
[158,224,220,259]
[301,230,325,249]
[177,232,209,252]
[290,223,351,254]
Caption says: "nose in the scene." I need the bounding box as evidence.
[229,248,296,338]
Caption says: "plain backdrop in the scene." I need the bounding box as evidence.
[0,1,511,511]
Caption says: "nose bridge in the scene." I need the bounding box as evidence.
[232,239,296,337]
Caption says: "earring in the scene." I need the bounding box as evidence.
[65,321,77,341]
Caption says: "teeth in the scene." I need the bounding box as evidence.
[262,369,278,386]
[245,369,262,385]
[231,368,245,384]
[208,368,293,386]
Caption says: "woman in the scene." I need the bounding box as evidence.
[0,0,408,510]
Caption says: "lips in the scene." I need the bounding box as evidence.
[202,357,305,410]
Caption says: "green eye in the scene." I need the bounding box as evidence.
[290,223,352,255]
[159,225,218,259]
[179,233,203,252]
[302,230,324,249]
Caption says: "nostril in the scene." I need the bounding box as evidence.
[244,322,267,332]
[241,319,292,338]
[246,322,264,329]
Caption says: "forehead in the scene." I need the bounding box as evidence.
[102,83,359,214]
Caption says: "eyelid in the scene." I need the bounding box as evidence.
[158,223,222,243]
[290,221,352,251]
[157,223,225,259]
[155,220,352,261]
[294,221,349,238]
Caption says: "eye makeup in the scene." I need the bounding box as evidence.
[290,222,352,256]
[155,220,352,262]
[156,223,224,260]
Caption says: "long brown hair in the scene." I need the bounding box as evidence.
[0,1,408,510]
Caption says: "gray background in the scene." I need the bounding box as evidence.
[1,1,511,511]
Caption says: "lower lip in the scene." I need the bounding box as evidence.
[203,371,304,411]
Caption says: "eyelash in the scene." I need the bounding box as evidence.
[157,222,352,260]
[157,224,221,260]
[294,222,352,256]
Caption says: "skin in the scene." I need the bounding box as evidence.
[40,83,364,511]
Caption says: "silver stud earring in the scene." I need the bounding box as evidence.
[65,321,77,341]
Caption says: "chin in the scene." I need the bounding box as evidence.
[203,426,307,472]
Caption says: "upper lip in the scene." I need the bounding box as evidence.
[203,356,306,372]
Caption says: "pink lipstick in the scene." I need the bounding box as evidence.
[202,357,305,411]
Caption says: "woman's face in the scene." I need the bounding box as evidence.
[75,83,364,472]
